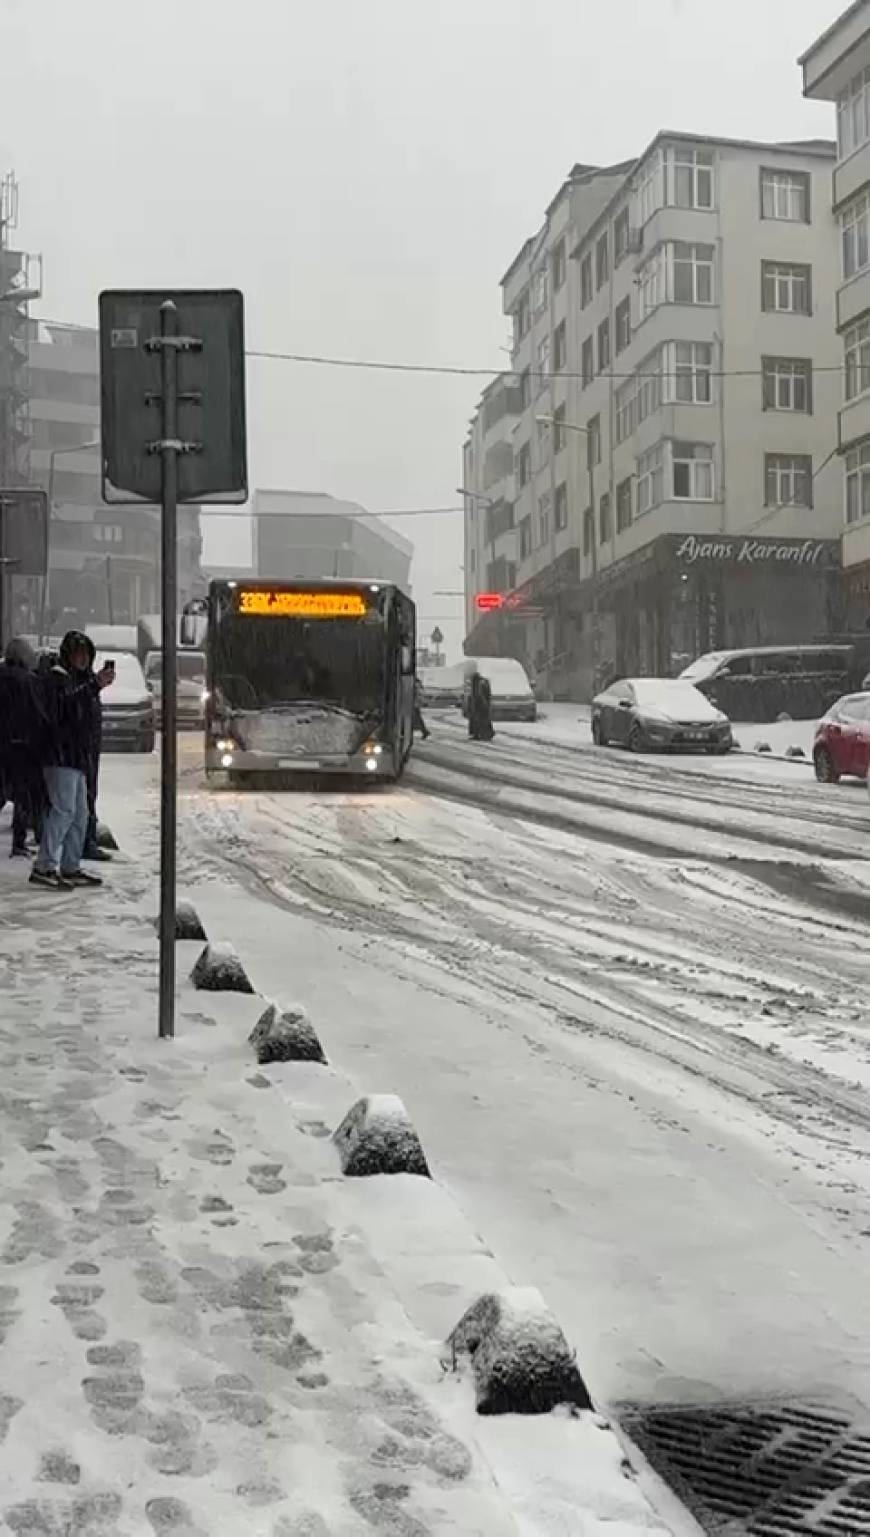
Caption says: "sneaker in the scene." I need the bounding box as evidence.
[60,869,103,888]
[29,869,73,891]
[82,845,112,863]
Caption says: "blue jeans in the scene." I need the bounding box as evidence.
[36,767,88,875]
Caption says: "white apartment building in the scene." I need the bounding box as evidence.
[462,373,521,636]
[802,1,870,624]
[464,136,843,698]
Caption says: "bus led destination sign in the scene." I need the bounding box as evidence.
[237,588,369,618]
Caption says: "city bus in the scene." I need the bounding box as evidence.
[198,577,416,784]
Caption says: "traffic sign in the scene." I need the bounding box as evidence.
[430,626,444,646]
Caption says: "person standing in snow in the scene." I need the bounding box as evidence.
[79,635,111,864]
[31,630,114,891]
[412,678,430,741]
[468,672,494,742]
[0,637,46,857]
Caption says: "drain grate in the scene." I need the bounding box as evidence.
[621,1403,870,1534]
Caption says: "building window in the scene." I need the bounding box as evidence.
[554,482,568,531]
[553,404,566,452]
[846,444,870,524]
[765,453,812,508]
[838,67,870,160]
[538,492,551,545]
[761,169,810,223]
[536,414,551,457]
[469,549,476,574]
[554,320,567,372]
[671,441,714,500]
[762,357,812,413]
[517,442,532,487]
[845,319,870,401]
[519,367,531,408]
[638,246,666,319]
[672,146,714,210]
[614,207,630,265]
[586,414,601,468]
[636,443,665,515]
[637,346,664,421]
[596,233,609,290]
[673,341,712,403]
[616,378,635,444]
[581,336,594,388]
[615,297,631,354]
[599,492,612,543]
[519,516,532,559]
[672,241,714,304]
[761,261,811,315]
[616,477,633,532]
[597,318,610,374]
[552,241,566,290]
[533,265,550,314]
[513,291,531,344]
[842,193,870,280]
[580,252,593,308]
[536,337,550,390]
[636,149,665,225]
[583,507,594,557]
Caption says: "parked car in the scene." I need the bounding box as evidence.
[144,649,207,729]
[462,657,537,722]
[813,692,870,782]
[98,651,155,753]
[592,677,732,753]
[418,663,465,709]
[679,644,855,724]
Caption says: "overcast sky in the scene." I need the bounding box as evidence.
[2,0,840,659]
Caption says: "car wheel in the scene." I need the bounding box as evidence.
[628,723,646,754]
[592,717,605,746]
[814,746,839,783]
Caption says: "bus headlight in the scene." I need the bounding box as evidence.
[217,738,234,752]
[362,739,384,756]
[220,753,234,768]
[365,758,379,773]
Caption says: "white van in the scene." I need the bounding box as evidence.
[463,656,537,722]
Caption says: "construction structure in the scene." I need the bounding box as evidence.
[0,171,42,634]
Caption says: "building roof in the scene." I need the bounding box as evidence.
[798,0,868,66]
[253,489,413,558]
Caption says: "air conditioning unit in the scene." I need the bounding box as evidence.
[627,227,644,254]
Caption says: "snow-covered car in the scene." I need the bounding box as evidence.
[418,663,465,708]
[592,677,732,753]
[145,649,207,729]
[98,651,155,753]
[462,657,537,722]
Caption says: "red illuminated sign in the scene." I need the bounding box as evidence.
[475,592,503,612]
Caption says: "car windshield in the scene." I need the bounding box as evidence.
[145,652,205,683]
[632,679,709,713]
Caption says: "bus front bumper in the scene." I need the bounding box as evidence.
[205,743,391,777]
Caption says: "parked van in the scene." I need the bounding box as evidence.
[463,657,537,722]
[679,645,854,723]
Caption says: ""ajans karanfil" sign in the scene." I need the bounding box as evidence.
[675,534,834,568]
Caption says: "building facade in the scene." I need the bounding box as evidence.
[464,136,843,697]
[29,320,203,633]
[462,373,521,638]
[802,1,870,625]
[253,489,413,592]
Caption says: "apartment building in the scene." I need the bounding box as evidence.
[462,373,521,638]
[28,320,203,629]
[253,489,413,591]
[465,136,843,698]
[802,1,870,624]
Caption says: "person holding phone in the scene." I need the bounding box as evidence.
[81,637,112,863]
[31,631,115,891]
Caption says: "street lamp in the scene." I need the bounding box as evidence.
[535,415,600,686]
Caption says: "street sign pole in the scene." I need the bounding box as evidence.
[157,300,179,1041]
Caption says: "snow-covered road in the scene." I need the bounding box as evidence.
[168,722,870,1427]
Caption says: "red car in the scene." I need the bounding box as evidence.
[813,692,870,782]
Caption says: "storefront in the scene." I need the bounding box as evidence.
[598,532,843,679]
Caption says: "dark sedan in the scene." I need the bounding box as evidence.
[592,677,732,754]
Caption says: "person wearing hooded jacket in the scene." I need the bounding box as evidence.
[31,630,114,891]
[78,634,110,863]
[0,637,46,856]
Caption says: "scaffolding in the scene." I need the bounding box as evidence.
[0,171,42,489]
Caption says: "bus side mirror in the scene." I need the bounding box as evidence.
[401,645,414,674]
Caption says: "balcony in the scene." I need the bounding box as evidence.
[839,388,870,451]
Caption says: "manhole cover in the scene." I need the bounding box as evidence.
[621,1404,870,1534]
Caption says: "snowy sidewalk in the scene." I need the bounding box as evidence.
[0,792,678,1537]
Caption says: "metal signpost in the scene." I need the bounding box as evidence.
[0,487,48,648]
[99,290,246,1040]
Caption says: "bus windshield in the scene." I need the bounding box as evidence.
[212,612,387,715]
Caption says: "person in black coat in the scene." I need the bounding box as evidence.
[468,672,494,742]
[0,637,46,856]
[31,631,114,891]
[79,635,111,862]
